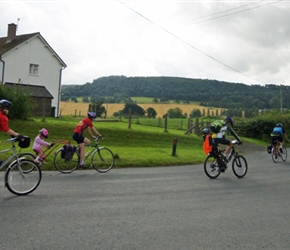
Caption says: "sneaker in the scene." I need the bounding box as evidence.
[280,148,283,153]
[79,164,88,169]
[275,155,278,159]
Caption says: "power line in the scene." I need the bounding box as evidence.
[120,1,281,84]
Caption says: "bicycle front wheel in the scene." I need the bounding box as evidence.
[19,152,37,172]
[204,154,221,179]
[232,155,248,178]
[280,147,287,162]
[54,148,80,173]
[5,159,42,196]
[92,147,114,173]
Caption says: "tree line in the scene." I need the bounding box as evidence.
[61,75,289,118]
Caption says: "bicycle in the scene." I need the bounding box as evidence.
[0,136,41,195]
[19,140,79,174]
[271,140,287,163]
[204,140,248,179]
[54,136,114,174]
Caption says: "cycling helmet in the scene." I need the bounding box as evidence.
[0,99,12,109]
[225,116,233,126]
[88,112,97,119]
[39,128,49,138]
[277,123,283,127]
[202,128,210,135]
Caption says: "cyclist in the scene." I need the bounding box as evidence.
[211,116,241,163]
[72,112,102,168]
[270,123,289,154]
[33,128,53,163]
[0,99,20,137]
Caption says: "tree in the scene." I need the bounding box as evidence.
[119,103,145,116]
[167,107,184,118]
[146,107,157,118]
[190,109,201,118]
[88,101,106,117]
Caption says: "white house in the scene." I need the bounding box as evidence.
[0,23,67,117]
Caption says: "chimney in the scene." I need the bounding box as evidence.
[7,23,17,42]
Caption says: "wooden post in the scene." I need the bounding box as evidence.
[172,138,178,156]
[164,113,168,132]
[128,108,132,129]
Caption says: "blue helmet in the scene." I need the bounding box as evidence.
[277,123,283,127]
[88,112,97,119]
[0,99,11,109]
[225,116,233,126]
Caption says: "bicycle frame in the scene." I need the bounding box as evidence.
[24,139,71,161]
[0,138,28,177]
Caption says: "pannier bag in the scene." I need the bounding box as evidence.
[61,144,77,160]
[203,134,213,155]
[267,144,272,154]
[18,136,31,148]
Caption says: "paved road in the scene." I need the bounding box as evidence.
[0,150,289,250]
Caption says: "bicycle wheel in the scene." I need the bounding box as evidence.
[271,146,279,163]
[280,146,287,162]
[19,152,38,172]
[204,153,222,179]
[54,148,79,174]
[5,159,42,196]
[232,155,248,178]
[92,147,114,173]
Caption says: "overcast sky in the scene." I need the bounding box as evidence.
[1,1,289,86]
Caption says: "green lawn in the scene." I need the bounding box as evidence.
[0,117,262,170]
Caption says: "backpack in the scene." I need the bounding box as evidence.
[203,134,213,155]
[61,144,77,161]
[210,120,224,133]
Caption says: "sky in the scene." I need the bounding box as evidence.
[0,0,290,86]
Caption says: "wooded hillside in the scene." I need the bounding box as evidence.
[61,75,288,110]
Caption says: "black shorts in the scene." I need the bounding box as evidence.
[213,137,231,146]
[271,136,283,144]
[73,133,85,144]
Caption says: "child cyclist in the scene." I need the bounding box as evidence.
[72,112,102,168]
[33,128,53,163]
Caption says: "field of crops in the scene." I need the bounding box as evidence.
[60,101,222,118]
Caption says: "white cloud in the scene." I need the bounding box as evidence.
[1,1,290,85]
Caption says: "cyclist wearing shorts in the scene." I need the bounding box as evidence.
[73,112,102,168]
[211,116,241,162]
[0,99,20,137]
[270,123,289,151]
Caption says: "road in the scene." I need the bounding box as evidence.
[0,150,289,250]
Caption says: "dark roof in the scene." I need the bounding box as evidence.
[0,32,38,56]
[5,82,53,99]
[0,32,66,67]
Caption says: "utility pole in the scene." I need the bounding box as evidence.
[280,84,283,112]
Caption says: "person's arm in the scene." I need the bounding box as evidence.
[5,129,19,137]
[89,126,102,138]
[227,125,241,142]
[283,133,289,142]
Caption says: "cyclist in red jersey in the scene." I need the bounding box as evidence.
[0,99,20,137]
[72,112,102,168]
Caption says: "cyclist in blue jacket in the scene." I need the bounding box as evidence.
[271,123,289,151]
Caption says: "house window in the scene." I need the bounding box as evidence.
[29,64,39,75]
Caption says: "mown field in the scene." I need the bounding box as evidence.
[60,101,223,118]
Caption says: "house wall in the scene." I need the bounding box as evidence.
[2,35,63,115]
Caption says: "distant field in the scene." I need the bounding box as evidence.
[60,101,222,118]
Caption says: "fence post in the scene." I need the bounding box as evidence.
[128,108,132,129]
[164,113,168,132]
[172,138,178,156]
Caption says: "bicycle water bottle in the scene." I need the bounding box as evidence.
[85,151,90,157]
